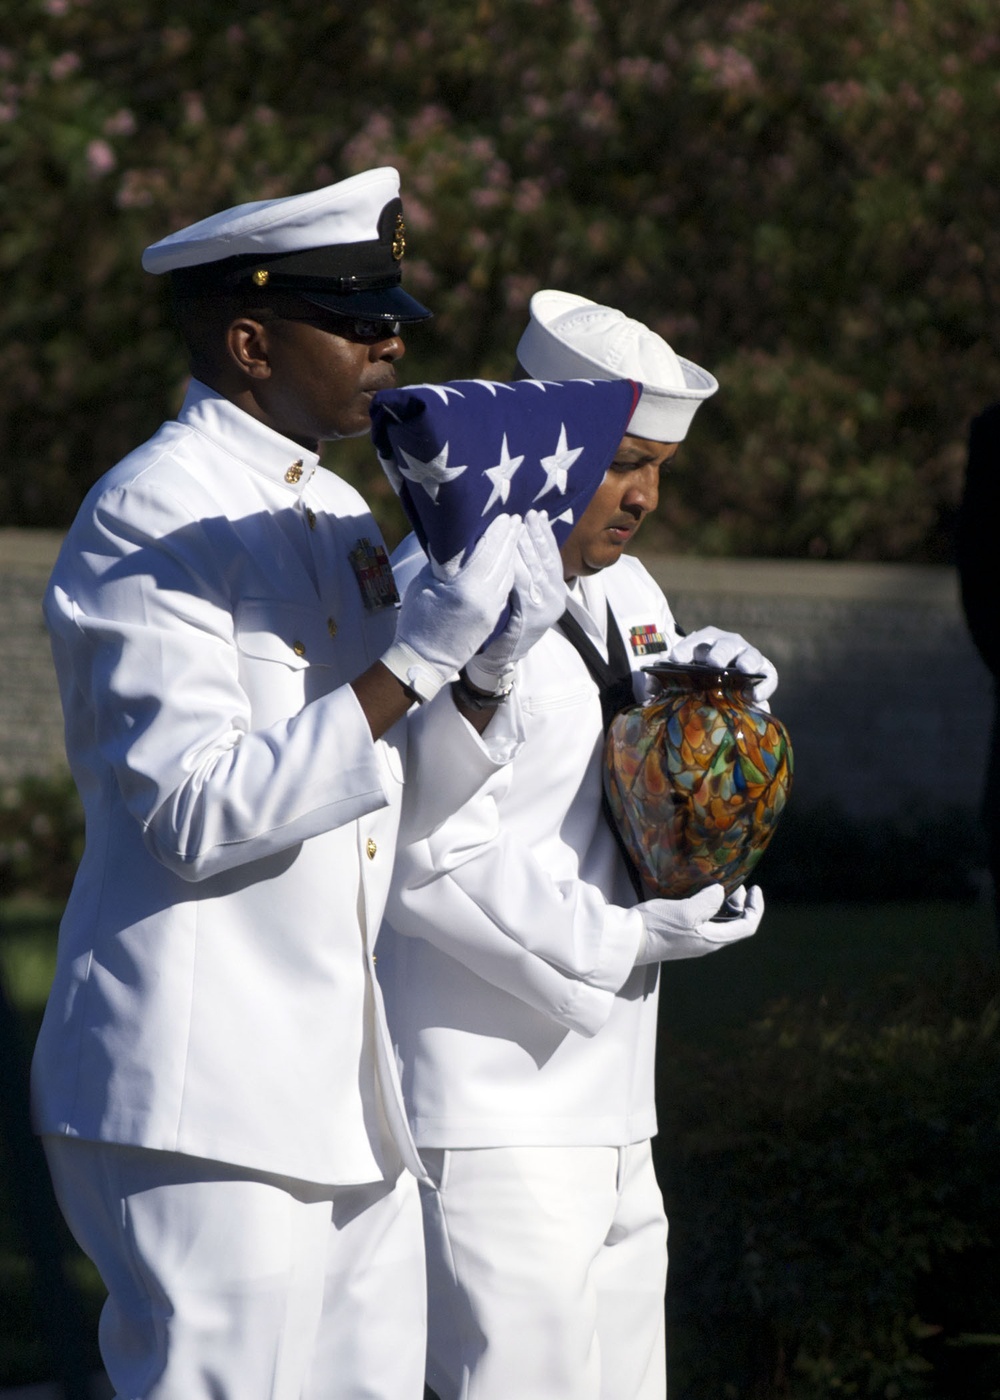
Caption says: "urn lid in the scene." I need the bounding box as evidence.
[643,659,766,692]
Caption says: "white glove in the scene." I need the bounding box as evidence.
[464,511,568,695]
[382,514,522,701]
[635,883,764,964]
[668,627,778,705]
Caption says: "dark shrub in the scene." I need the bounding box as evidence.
[656,966,1000,1397]
[0,774,84,902]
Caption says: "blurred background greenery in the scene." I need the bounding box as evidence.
[2,0,1000,561]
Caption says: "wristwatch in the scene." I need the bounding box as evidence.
[452,667,514,711]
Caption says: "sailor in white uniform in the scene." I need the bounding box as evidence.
[32,171,566,1400]
[381,292,777,1400]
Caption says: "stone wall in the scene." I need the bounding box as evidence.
[1,531,992,827]
[647,555,992,824]
[0,531,67,784]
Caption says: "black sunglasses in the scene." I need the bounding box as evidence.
[277,310,402,344]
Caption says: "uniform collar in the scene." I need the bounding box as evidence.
[565,573,609,650]
[177,379,322,495]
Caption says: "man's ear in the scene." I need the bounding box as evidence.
[226,316,272,381]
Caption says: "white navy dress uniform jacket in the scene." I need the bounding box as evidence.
[33,379,423,1186]
[380,553,680,1149]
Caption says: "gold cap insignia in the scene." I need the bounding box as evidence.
[391,214,406,262]
[252,268,270,286]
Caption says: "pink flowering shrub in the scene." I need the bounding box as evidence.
[1,0,999,562]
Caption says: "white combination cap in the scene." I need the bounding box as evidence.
[141,167,430,322]
[516,289,717,441]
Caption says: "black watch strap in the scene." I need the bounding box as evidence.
[453,670,511,711]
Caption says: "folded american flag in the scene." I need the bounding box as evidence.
[370,377,638,570]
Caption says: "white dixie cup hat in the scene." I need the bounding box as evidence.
[515,289,718,442]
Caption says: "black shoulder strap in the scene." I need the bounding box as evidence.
[557,603,636,733]
[557,602,646,897]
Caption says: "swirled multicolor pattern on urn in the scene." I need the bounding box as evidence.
[604,661,793,898]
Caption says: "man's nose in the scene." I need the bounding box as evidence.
[623,464,659,515]
[374,332,405,362]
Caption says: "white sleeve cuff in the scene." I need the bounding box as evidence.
[399,685,523,843]
[380,641,447,702]
[594,904,647,990]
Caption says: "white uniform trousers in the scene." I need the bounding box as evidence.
[419,1141,668,1400]
[43,1137,427,1400]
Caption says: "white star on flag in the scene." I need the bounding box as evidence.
[397,442,468,502]
[417,384,467,405]
[535,423,585,501]
[481,434,526,514]
[464,379,518,396]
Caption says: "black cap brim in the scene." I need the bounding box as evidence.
[299,284,432,323]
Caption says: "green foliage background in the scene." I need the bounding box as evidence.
[655,982,1000,1398]
[3,0,1000,557]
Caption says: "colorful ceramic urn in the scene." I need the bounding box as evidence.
[604,660,793,898]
